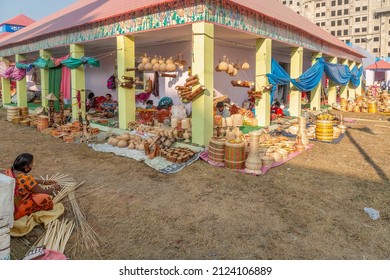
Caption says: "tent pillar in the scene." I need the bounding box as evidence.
[191,22,214,146]
[15,54,27,107]
[327,56,338,106]
[340,59,349,99]
[1,59,11,105]
[355,62,362,97]
[70,44,86,120]
[289,47,303,117]
[39,49,51,109]
[348,61,356,99]
[116,35,135,129]
[255,38,272,127]
[310,52,322,110]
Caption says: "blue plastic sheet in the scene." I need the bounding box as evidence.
[266,58,363,100]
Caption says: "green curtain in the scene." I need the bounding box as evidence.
[49,66,62,111]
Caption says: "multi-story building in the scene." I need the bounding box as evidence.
[278,0,390,58]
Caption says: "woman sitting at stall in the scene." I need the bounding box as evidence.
[271,101,284,120]
[4,153,62,220]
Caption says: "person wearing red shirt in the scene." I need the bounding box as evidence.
[271,101,284,120]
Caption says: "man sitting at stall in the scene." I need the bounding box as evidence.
[215,101,231,118]
[100,93,117,118]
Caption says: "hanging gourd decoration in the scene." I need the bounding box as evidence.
[227,60,234,74]
[138,62,145,71]
[166,56,174,64]
[215,59,222,72]
[174,55,181,66]
[141,53,150,64]
[218,55,228,71]
[159,58,167,72]
[166,56,176,72]
[144,58,153,70]
[158,56,165,64]
[241,58,250,70]
[230,68,238,76]
[151,55,158,64]
[233,60,242,70]
[153,62,160,72]
[179,54,187,69]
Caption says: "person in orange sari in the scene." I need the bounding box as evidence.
[4,153,62,220]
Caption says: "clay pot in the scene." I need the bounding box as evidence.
[151,55,158,64]
[166,56,174,64]
[226,64,234,74]
[218,56,228,71]
[111,138,119,146]
[241,59,250,70]
[141,55,150,64]
[159,62,167,72]
[128,142,135,149]
[120,133,131,141]
[117,139,128,148]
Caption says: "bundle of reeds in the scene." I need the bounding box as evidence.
[68,191,102,253]
[34,219,75,253]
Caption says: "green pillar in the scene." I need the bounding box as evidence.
[289,47,303,117]
[15,54,27,107]
[70,44,86,120]
[1,76,11,106]
[191,22,214,146]
[340,59,349,99]
[255,38,272,127]
[349,61,356,99]
[116,35,135,129]
[327,56,338,106]
[39,49,51,109]
[310,52,322,110]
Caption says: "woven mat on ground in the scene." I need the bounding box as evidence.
[200,144,313,176]
[91,143,202,174]
[281,131,345,144]
[10,203,64,237]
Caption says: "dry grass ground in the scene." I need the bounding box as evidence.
[1,108,390,260]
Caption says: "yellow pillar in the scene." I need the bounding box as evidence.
[340,59,349,99]
[289,47,303,117]
[310,52,322,110]
[15,54,27,107]
[255,38,272,127]
[39,49,51,109]
[70,44,86,120]
[1,77,11,106]
[348,61,356,99]
[191,22,214,146]
[356,62,362,97]
[116,35,135,129]
[327,56,338,106]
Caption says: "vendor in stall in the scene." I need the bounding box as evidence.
[145,100,155,109]
[100,93,117,118]
[271,101,284,120]
[215,101,231,118]
[3,153,62,220]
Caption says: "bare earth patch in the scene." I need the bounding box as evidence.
[1,109,390,260]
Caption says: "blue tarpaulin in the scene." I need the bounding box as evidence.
[266,58,363,102]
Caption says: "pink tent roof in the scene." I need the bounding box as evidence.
[0,0,363,59]
[0,14,35,27]
[366,60,390,70]
[0,33,12,39]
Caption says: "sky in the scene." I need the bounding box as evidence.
[0,0,78,23]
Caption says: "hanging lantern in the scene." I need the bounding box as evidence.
[241,58,250,70]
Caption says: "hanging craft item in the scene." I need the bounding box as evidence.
[175,74,206,103]
[247,88,263,99]
[241,59,250,69]
[231,80,252,88]
[218,56,229,71]
[117,76,134,89]
[45,93,58,127]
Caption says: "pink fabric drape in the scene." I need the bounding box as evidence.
[2,66,27,80]
[51,54,69,67]
[60,66,71,99]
